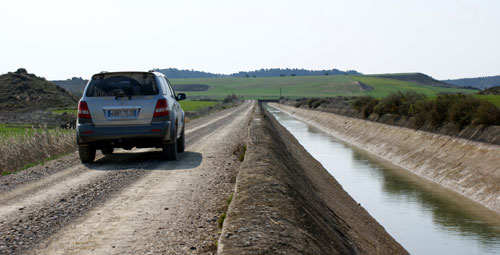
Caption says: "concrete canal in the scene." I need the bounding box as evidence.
[266,105,500,255]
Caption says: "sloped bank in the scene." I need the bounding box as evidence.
[270,103,500,214]
[217,106,406,254]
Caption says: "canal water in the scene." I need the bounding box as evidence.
[266,105,500,255]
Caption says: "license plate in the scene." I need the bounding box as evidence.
[106,109,139,119]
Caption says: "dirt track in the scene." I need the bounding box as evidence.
[0,101,253,254]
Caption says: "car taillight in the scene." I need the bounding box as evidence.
[153,99,169,117]
[78,101,91,119]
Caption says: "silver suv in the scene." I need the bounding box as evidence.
[76,71,186,163]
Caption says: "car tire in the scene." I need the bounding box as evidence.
[163,136,177,161]
[79,145,96,163]
[101,147,114,155]
[177,126,185,153]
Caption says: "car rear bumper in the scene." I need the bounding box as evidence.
[77,121,172,145]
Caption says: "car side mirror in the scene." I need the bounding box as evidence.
[176,93,186,101]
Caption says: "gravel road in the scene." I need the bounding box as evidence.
[0,101,254,255]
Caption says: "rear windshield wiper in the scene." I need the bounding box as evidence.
[115,92,132,100]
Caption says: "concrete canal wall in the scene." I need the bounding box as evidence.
[218,106,406,254]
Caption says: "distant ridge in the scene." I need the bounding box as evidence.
[154,68,224,79]
[154,67,361,78]
[52,77,88,96]
[443,75,500,90]
[228,68,361,77]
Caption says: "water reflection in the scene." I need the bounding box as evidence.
[372,153,500,242]
[266,105,500,255]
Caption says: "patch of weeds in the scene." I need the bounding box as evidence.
[218,212,227,229]
[218,192,234,230]
[1,171,13,176]
[238,144,247,162]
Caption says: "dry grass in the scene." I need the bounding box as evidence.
[0,128,76,175]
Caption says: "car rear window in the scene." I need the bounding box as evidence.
[86,73,159,97]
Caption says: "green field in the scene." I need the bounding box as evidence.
[171,75,475,99]
[171,76,362,99]
[179,100,219,111]
[0,124,73,139]
[475,95,500,107]
[0,124,34,137]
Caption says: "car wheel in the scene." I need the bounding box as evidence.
[79,145,96,163]
[177,126,185,153]
[101,147,114,155]
[163,139,177,160]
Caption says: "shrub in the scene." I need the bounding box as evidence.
[475,101,500,125]
[448,95,481,127]
[412,93,500,128]
[352,96,379,118]
[413,100,436,127]
[306,98,322,108]
[374,91,426,116]
[311,99,328,108]
[223,94,239,103]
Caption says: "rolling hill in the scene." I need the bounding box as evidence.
[0,69,79,112]
[47,70,478,101]
[370,73,456,88]
[171,74,475,99]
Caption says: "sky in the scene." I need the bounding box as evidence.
[0,0,499,80]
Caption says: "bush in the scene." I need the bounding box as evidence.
[352,96,379,117]
[475,101,500,125]
[311,99,328,108]
[413,100,436,127]
[412,93,500,128]
[448,95,481,127]
[306,98,321,108]
[223,94,239,103]
[374,91,426,116]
